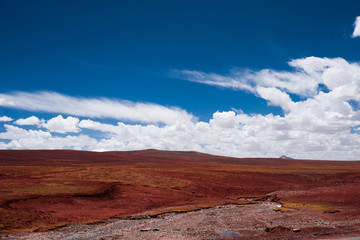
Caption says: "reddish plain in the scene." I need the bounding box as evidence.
[0,149,360,237]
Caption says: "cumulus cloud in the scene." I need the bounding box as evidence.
[14,115,80,133]
[0,124,96,150]
[14,116,40,125]
[0,107,360,159]
[0,124,51,143]
[0,91,194,125]
[44,115,80,134]
[0,116,13,122]
[256,87,294,111]
[352,16,360,38]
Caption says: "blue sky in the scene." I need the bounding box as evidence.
[1,1,360,159]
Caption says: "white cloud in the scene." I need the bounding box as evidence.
[0,107,360,159]
[0,124,97,150]
[0,116,13,122]
[0,124,51,144]
[352,16,360,38]
[180,57,360,123]
[210,111,238,128]
[78,119,123,135]
[0,91,194,125]
[77,112,360,160]
[44,115,80,134]
[14,116,40,125]
[177,57,350,97]
[178,69,256,92]
[256,87,294,111]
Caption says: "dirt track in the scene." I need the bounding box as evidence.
[2,201,360,240]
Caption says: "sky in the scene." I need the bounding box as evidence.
[1,0,360,160]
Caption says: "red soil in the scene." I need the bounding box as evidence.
[0,149,359,237]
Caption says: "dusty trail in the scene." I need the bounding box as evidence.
[2,201,360,240]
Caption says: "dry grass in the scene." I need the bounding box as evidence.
[0,150,359,234]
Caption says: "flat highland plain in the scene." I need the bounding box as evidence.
[0,150,359,239]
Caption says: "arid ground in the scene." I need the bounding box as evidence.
[0,150,360,239]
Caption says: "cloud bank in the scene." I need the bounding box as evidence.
[0,56,360,160]
[0,109,359,160]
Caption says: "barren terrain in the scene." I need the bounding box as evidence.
[0,149,359,239]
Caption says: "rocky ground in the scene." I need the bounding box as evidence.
[2,200,360,240]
